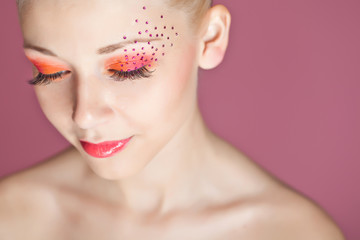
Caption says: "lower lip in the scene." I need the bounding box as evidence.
[80,137,132,158]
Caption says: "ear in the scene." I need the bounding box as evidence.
[198,5,231,70]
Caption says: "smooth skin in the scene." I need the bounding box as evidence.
[0,0,345,239]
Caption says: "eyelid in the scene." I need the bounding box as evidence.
[34,63,69,75]
[26,56,70,75]
[105,54,157,72]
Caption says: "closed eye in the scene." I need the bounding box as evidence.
[28,70,71,86]
[108,66,154,81]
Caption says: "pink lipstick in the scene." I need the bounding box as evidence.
[80,137,132,158]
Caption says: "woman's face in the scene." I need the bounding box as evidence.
[20,0,201,179]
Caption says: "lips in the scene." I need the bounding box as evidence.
[80,137,132,158]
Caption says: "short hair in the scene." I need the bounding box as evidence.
[166,0,213,28]
[16,0,213,28]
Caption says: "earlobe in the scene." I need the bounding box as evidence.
[198,5,231,70]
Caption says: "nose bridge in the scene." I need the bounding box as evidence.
[72,73,115,130]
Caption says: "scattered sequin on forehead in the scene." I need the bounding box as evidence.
[115,4,181,70]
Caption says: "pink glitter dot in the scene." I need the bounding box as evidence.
[161,15,163,18]
[124,49,127,52]
[151,58,153,60]
[125,55,128,58]
[134,40,138,43]
[155,58,158,61]
[137,53,140,56]
[138,31,142,34]
[167,37,170,40]
[123,36,127,39]
[162,44,165,47]
[176,33,179,36]
[155,27,158,30]
[149,34,153,37]
[146,21,149,24]
[172,26,174,30]
[161,34,164,37]
[135,19,138,23]
[143,6,146,10]
[152,53,155,56]
[164,26,166,29]
[132,49,135,51]
[149,64,152,67]
[145,30,149,33]
[148,42,150,44]
[132,56,135,59]
[141,47,144,50]
[156,34,159,37]
[133,62,136,65]
[155,48,158,51]
[162,53,165,56]
[151,46,154,49]
[121,64,123,67]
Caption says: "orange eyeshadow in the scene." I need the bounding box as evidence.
[105,53,157,73]
[27,57,68,75]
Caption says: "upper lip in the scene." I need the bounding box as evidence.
[79,136,132,144]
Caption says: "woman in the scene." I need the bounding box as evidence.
[0,0,345,239]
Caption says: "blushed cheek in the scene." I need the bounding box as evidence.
[141,43,198,131]
[167,45,198,102]
[34,86,75,136]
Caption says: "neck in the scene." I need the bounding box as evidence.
[101,106,219,214]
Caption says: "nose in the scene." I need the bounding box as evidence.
[72,76,115,130]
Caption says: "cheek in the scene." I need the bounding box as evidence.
[34,86,74,132]
[128,45,198,130]
[162,45,198,107]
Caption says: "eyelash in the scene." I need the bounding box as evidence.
[28,71,70,86]
[28,66,153,86]
[108,66,153,81]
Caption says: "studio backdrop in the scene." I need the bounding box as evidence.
[0,0,359,239]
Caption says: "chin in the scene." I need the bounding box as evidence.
[83,154,150,180]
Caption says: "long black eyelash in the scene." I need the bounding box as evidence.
[28,71,70,86]
[27,66,153,86]
[108,66,154,81]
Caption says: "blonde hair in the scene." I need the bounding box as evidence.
[167,0,213,26]
[16,0,212,26]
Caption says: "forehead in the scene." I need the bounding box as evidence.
[20,0,186,58]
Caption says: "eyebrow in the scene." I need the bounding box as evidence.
[23,44,57,56]
[23,38,161,56]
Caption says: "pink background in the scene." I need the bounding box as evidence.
[1,0,359,238]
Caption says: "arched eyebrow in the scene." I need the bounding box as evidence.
[97,38,160,54]
[23,44,56,56]
[23,38,161,56]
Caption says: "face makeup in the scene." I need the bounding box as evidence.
[28,58,69,75]
[105,53,156,73]
[80,137,133,158]
[21,0,192,179]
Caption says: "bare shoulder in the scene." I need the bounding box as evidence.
[214,141,345,239]
[229,183,346,240]
[0,147,81,238]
